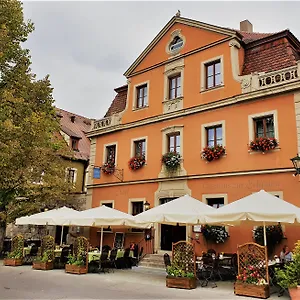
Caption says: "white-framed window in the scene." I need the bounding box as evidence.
[128,198,146,216]
[202,194,228,207]
[132,81,149,110]
[100,200,114,208]
[248,110,279,143]
[201,120,226,150]
[66,168,77,184]
[103,142,118,165]
[130,137,148,161]
[161,125,184,157]
[200,55,224,92]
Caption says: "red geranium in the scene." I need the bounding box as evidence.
[201,145,226,162]
[128,156,146,171]
[249,137,278,153]
[101,161,115,175]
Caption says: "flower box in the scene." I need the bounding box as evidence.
[166,276,197,289]
[249,137,278,153]
[65,264,87,275]
[32,261,53,270]
[128,156,146,170]
[234,282,270,299]
[289,286,300,300]
[3,258,23,266]
[201,145,226,162]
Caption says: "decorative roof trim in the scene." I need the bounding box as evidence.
[124,16,240,77]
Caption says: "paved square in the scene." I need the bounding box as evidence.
[0,263,290,299]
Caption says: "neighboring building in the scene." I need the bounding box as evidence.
[6,108,92,244]
[86,14,300,255]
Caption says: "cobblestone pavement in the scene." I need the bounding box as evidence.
[0,263,290,299]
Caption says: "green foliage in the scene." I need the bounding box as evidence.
[0,0,81,251]
[35,250,53,263]
[67,236,88,266]
[166,264,195,278]
[67,254,85,266]
[7,234,23,259]
[253,224,283,256]
[202,225,229,244]
[275,241,300,289]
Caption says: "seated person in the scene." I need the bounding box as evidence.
[280,245,293,262]
[129,242,135,251]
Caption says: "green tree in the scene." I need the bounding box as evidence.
[0,0,79,252]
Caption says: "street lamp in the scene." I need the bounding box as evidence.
[144,201,150,211]
[291,154,300,176]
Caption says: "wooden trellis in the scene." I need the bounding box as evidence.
[41,235,55,261]
[237,242,269,284]
[172,241,196,276]
[11,234,24,254]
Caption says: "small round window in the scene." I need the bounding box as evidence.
[169,36,184,52]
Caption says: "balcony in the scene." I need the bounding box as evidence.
[91,113,122,131]
[241,64,300,93]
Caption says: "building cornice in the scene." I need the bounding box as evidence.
[87,80,300,138]
[86,167,294,189]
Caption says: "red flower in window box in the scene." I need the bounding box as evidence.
[201,145,226,162]
[101,161,115,175]
[128,156,146,171]
[249,137,278,153]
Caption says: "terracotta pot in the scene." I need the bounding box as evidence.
[289,286,300,300]
[65,264,87,275]
[234,281,270,299]
[32,261,53,270]
[3,258,23,266]
[166,276,197,289]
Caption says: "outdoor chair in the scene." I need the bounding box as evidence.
[164,253,171,271]
[99,251,110,273]
[108,248,118,271]
[24,244,38,264]
[199,254,217,288]
[123,248,132,269]
[207,249,216,256]
[219,253,237,280]
[102,245,111,252]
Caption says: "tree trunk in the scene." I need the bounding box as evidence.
[0,223,6,255]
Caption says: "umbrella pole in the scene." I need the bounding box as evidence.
[60,226,64,246]
[263,221,267,246]
[99,226,104,251]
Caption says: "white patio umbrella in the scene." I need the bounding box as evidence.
[65,205,151,250]
[15,206,80,245]
[204,190,300,245]
[134,194,216,226]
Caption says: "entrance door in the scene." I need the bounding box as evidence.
[160,198,186,251]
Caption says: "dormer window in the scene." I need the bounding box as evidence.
[71,138,79,151]
[169,36,183,52]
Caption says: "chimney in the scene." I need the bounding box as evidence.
[70,115,75,123]
[240,20,253,32]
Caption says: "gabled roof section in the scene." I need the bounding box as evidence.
[124,16,241,77]
[104,84,128,117]
[56,108,92,161]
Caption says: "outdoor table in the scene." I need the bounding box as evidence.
[23,246,32,256]
[88,250,134,263]
[54,249,62,258]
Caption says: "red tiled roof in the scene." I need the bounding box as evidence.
[104,85,128,117]
[237,30,274,44]
[56,108,91,161]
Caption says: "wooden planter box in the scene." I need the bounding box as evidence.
[289,286,300,300]
[166,276,197,289]
[3,258,23,266]
[32,261,53,270]
[65,264,87,275]
[234,282,270,299]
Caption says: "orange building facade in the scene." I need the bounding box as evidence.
[86,16,300,255]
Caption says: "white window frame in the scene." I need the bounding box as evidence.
[66,168,77,184]
[201,120,226,150]
[161,125,184,158]
[200,55,224,92]
[248,110,279,144]
[103,142,118,165]
[128,198,146,215]
[130,136,148,162]
[163,59,184,101]
[132,81,150,111]
[100,200,115,208]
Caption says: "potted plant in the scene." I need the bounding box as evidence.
[253,224,283,256]
[275,241,300,300]
[249,137,278,153]
[4,234,24,266]
[101,160,115,175]
[202,225,229,244]
[65,253,87,274]
[166,264,197,289]
[162,152,181,172]
[32,250,54,270]
[128,155,146,170]
[201,145,226,162]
